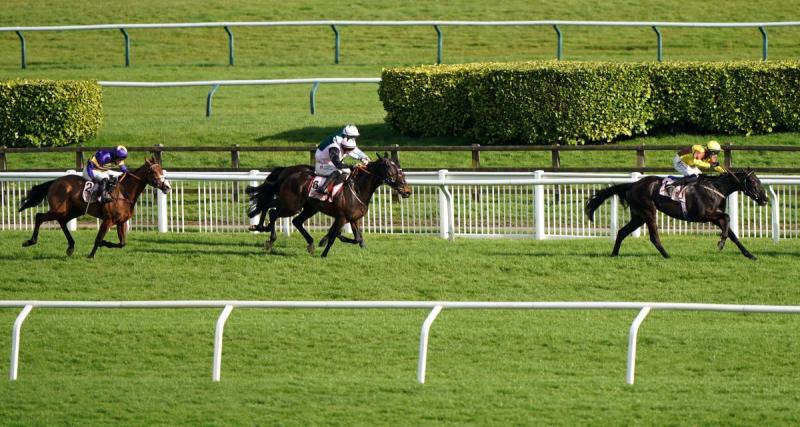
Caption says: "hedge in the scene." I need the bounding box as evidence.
[379,61,800,144]
[0,80,103,148]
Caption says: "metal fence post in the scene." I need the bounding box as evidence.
[212,304,234,382]
[331,25,340,64]
[610,192,619,241]
[224,26,234,65]
[438,170,449,240]
[157,173,168,233]
[652,26,662,62]
[66,170,78,231]
[768,186,779,243]
[728,192,739,237]
[310,81,320,115]
[553,25,562,60]
[120,28,130,67]
[534,170,545,239]
[434,25,443,64]
[10,304,34,381]
[631,172,642,237]
[15,31,26,69]
[417,304,443,384]
[626,306,651,385]
[759,26,768,61]
[206,85,220,117]
[249,170,261,229]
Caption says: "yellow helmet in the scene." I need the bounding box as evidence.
[691,144,705,154]
[706,140,721,152]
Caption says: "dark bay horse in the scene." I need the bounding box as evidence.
[585,169,768,259]
[18,158,171,258]
[246,154,411,257]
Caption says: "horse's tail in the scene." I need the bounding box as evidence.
[18,180,55,212]
[585,183,632,222]
[246,168,285,218]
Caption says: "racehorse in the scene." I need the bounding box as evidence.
[18,158,171,258]
[585,169,768,259]
[246,153,411,257]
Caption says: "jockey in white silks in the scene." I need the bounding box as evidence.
[314,125,370,195]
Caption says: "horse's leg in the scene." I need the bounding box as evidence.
[263,209,281,252]
[321,217,347,258]
[710,213,730,250]
[337,219,365,248]
[22,211,60,247]
[292,207,318,255]
[57,217,76,256]
[611,216,645,256]
[726,229,757,260]
[88,219,113,258]
[644,218,669,258]
[102,222,127,248]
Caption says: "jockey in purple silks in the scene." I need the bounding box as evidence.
[83,145,129,203]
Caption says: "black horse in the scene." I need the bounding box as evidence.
[585,169,768,259]
[246,154,412,257]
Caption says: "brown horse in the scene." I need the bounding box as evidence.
[585,169,768,259]
[246,154,411,257]
[18,158,171,258]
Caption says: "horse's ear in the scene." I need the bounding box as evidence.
[383,151,389,159]
[376,152,382,160]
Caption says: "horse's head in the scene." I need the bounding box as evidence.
[733,168,767,206]
[144,158,172,194]
[370,152,411,198]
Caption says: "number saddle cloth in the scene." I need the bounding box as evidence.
[658,177,692,219]
[82,180,105,203]
[307,176,345,203]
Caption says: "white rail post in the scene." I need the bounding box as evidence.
[610,194,619,241]
[630,172,642,238]
[212,304,235,382]
[438,170,449,240]
[283,217,292,236]
[728,192,739,238]
[10,304,33,381]
[534,170,545,240]
[626,306,651,385]
[157,171,168,233]
[417,304,443,384]
[249,170,261,230]
[66,170,78,231]
[768,186,779,243]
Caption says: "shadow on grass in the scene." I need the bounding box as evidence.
[255,124,471,147]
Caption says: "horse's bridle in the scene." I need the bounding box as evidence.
[354,162,406,192]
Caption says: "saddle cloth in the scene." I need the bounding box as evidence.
[308,176,344,203]
[658,177,690,218]
[82,181,103,203]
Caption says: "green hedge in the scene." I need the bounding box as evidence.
[379,61,800,144]
[0,80,103,148]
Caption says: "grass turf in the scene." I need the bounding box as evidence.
[1,231,799,424]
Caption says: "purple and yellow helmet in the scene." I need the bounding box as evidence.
[114,145,128,159]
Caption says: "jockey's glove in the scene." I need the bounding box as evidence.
[339,168,352,175]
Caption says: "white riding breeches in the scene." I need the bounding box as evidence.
[672,155,701,176]
[315,163,338,177]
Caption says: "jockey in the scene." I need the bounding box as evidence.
[314,125,370,195]
[83,145,129,202]
[670,141,725,186]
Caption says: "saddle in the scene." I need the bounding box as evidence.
[659,177,691,218]
[82,181,104,203]
[308,176,345,203]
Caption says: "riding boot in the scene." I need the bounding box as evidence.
[101,178,114,203]
[316,171,340,195]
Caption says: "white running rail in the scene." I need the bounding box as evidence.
[4,300,800,384]
[2,170,796,241]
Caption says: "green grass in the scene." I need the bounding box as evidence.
[1,231,800,424]
[2,0,800,170]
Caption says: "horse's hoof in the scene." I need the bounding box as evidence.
[748,254,758,261]
[307,244,315,255]
[66,247,74,256]
[318,237,328,247]
[717,240,726,251]
[359,242,366,249]
[22,239,36,247]
[264,241,274,252]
